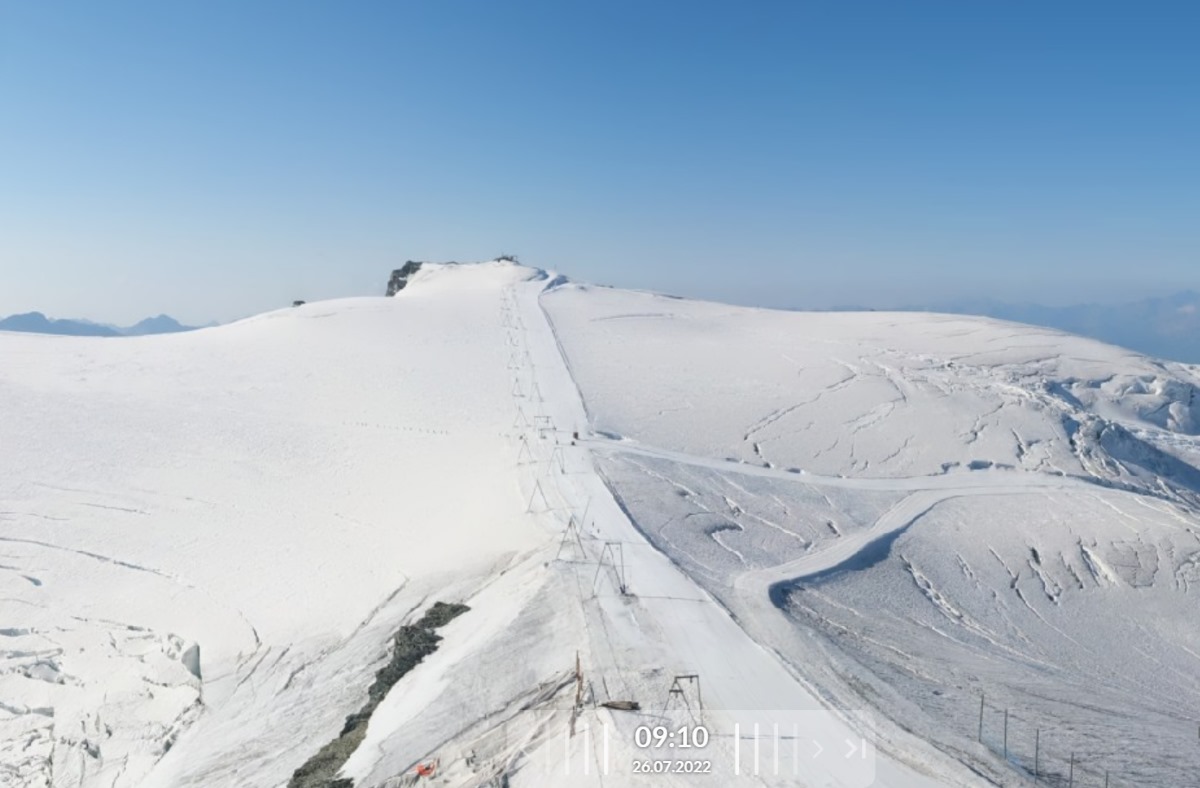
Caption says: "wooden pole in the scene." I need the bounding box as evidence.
[1034,729,1039,779]
[978,694,984,743]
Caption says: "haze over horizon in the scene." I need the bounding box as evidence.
[2,1,1197,324]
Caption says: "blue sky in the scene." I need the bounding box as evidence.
[2,1,1197,323]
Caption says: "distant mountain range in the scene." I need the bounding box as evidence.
[0,312,202,337]
[829,290,1200,365]
[6,289,1198,364]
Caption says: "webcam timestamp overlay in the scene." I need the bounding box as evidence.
[519,708,876,784]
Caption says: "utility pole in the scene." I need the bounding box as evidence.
[526,480,550,513]
[664,674,703,722]
[555,515,587,561]
[549,444,566,474]
[593,542,628,596]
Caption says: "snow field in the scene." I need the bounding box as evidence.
[0,263,550,786]
[542,281,1200,786]
[9,263,1197,786]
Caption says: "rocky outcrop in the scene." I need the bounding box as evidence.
[288,601,470,788]
[386,262,424,296]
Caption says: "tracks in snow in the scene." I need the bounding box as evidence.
[511,278,972,787]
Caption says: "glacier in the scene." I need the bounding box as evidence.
[3,262,1199,786]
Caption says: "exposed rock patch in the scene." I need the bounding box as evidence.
[288,601,470,788]
[386,262,424,296]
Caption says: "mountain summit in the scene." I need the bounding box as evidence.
[123,314,194,336]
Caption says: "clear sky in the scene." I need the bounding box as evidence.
[2,1,1197,324]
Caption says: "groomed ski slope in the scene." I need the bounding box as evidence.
[503,273,968,786]
[342,269,966,788]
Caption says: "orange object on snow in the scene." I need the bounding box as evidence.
[415,761,436,777]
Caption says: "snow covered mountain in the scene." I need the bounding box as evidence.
[4,262,1199,787]
[0,312,201,337]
